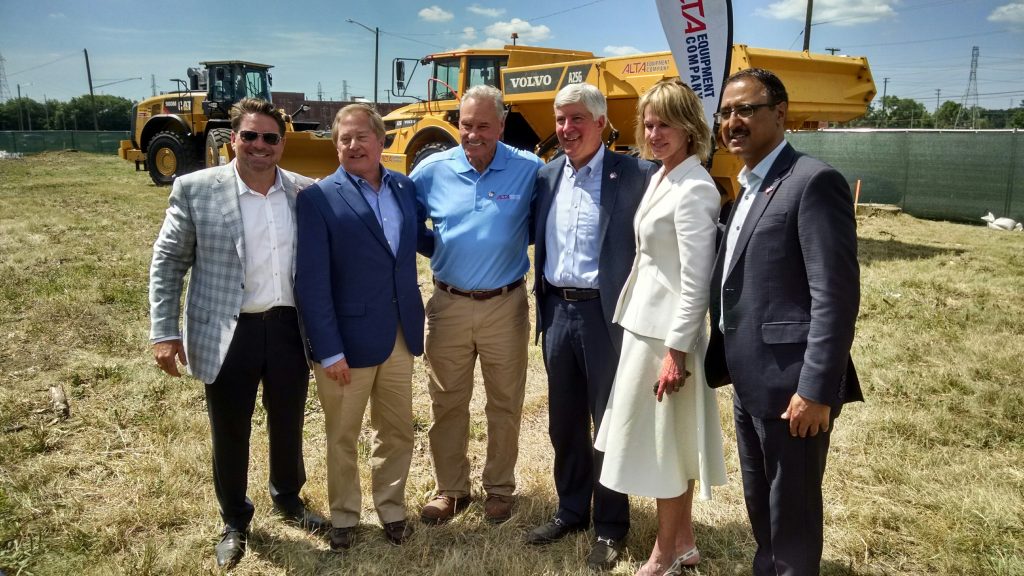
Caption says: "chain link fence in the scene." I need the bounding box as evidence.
[0,131,129,155]
[788,129,1022,223]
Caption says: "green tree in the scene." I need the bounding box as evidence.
[933,101,963,129]
[1010,109,1024,129]
[60,95,133,131]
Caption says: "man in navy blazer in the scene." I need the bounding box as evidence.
[295,104,424,551]
[706,69,862,576]
[526,83,657,570]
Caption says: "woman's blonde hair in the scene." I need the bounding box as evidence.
[634,78,712,163]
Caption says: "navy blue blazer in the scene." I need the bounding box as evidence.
[295,166,425,369]
[706,144,862,418]
[532,149,657,348]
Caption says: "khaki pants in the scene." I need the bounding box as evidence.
[424,284,530,498]
[315,331,414,528]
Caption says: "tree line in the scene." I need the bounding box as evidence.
[2,93,1022,132]
[0,95,133,131]
[845,96,1024,129]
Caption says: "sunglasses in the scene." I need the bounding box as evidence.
[237,130,283,145]
[713,102,776,122]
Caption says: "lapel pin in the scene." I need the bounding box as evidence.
[609,172,618,180]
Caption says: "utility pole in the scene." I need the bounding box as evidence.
[825,47,840,55]
[16,83,23,130]
[83,49,99,130]
[881,77,889,127]
[346,19,380,105]
[151,74,157,97]
[935,89,941,112]
[318,81,324,101]
[803,0,813,51]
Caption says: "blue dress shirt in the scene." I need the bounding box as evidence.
[543,148,604,289]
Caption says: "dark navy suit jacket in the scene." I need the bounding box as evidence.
[295,166,424,369]
[706,144,862,418]
[532,149,657,348]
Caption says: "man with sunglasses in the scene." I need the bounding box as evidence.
[705,69,862,576]
[150,98,327,570]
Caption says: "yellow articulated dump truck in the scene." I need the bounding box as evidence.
[118,60,333,186]
[382,44,875,198]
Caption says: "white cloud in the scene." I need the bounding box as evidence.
[467,4,506,17]
[456,37,507,49]
[419,5,454,22]
[457,38,508,50]
[989,2,1024,25]
[756,0,897,26]
[462,27,477,40]
[49,12,66,18]
[484,18,552,43]
[604,45,641,56]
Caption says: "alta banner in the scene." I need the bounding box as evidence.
[656,0,733,132]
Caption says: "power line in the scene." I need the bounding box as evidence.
[8,52,79,77]
[843,29,1010,48]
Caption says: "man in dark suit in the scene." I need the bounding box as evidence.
[526,83,657,570]
[150,98,327,570]
[295,104,425,551]
[706,68,862,576]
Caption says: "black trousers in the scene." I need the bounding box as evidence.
[734,397,833,576]
[540,294,629,540]
[204,307,310,531]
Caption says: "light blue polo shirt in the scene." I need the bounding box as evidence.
[411,142,542,290]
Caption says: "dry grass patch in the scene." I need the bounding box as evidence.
[1,152,1021,575]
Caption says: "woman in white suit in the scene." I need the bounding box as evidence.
[595,79,727,576]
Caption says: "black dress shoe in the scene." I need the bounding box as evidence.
[215,529,247,569]
[276,505,331,534]
[383,520,414,545]
[329,526,354,552]
[525,517,584,545]
[586,536,624,570]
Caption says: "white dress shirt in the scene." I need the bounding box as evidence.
[720,139,788,330]
[235,163,296,313]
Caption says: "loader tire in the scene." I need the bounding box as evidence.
[147,131,194,186]
[206,128,232,168]
[411,141,454,171]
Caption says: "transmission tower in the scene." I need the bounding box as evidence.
[151,74,157,97]
[0,52,12,102]
[954,46,979,129]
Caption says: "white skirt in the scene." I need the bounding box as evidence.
[595,329,727,499]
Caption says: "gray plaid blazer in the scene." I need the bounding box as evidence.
[149,163,314,384]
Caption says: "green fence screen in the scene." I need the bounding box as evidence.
[788,130,1022,223]
[0,131,129,155]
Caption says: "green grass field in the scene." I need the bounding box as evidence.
[1,151,1021,575]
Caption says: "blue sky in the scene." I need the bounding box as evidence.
[1,0,1022,113]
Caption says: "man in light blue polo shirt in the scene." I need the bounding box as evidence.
[411,84,542,526]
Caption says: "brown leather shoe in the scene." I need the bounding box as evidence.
[328,526,353,552]
[420,494,472,525]
[484,494,515,524]
[383,520,414,545]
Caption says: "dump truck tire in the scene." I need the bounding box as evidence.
[206,128,232,168]
[411,141,454,170]
[147,131,191,186]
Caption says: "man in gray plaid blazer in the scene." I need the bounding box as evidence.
[149,98,327,569]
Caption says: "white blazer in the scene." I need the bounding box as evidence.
[613,155,720,352]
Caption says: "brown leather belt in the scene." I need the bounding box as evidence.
[434,277,524,300]
[545,280,600,302]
